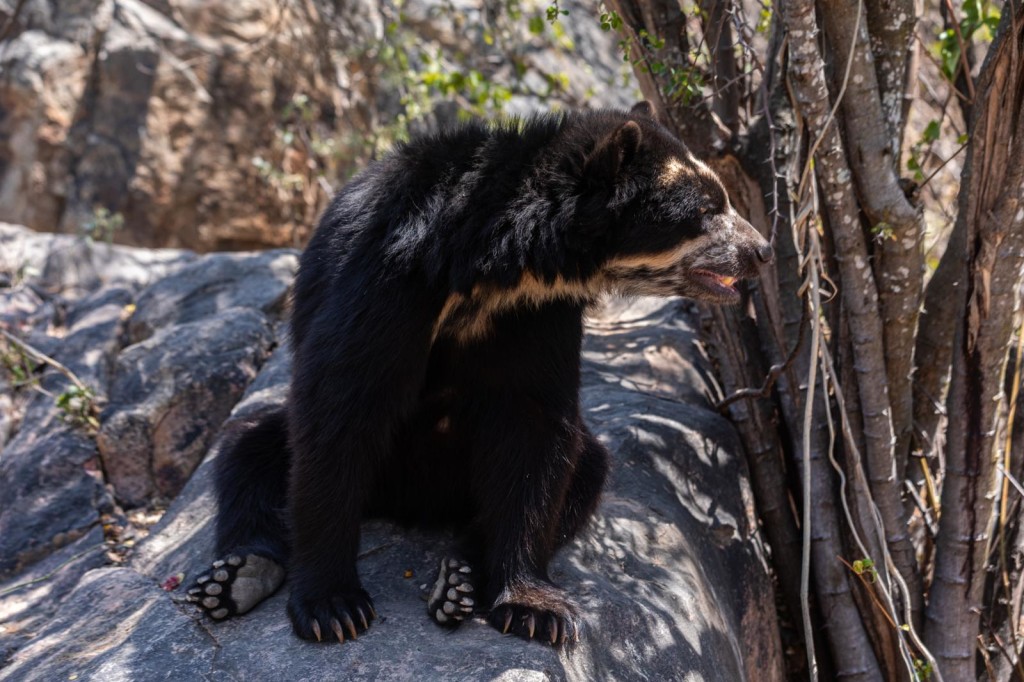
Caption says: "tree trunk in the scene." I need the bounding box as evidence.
[924,5,1024,676]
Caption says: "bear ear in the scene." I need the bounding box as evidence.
[630,101,656,118]
[584,121,643,182]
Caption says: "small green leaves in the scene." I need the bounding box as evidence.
[907,120,943,181]
[871,222,895,243]
[934,0,1001,82]
[545,3,568,23]
[81,207,124,244]
[851,557,878,582]
[599,10,623,31]
[56,385,101,433]
[1,341,39,386]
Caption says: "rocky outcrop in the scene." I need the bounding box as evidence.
[0,0,633,251]
[0,224,783,680]
[96,250,296,505]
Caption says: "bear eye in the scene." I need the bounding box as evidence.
[696,196,718,216]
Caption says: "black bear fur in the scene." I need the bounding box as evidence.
[197,103,773,646]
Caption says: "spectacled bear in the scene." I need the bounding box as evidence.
[187,102,773,646]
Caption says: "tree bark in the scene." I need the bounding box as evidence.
[791,0,923,637]
[924,6,1024,678]
[605,0,725,157]
[817,0,925,508]
[862,0,917,154]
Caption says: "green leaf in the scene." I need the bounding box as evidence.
[923,120,941,143]
[600,10,623,31]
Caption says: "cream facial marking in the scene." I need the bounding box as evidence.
[658,158,690,187]
[686,153,718,181]
[605,233,716,271]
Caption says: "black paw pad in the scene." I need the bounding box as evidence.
[186,553,285,620]
[427,557,477,627]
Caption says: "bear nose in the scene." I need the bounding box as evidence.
[756,242,774,263]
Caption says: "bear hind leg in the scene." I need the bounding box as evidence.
[188,409,290,621]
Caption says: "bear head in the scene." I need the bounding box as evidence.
[579,103,774,304]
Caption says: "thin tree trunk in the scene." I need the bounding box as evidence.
[924,7,1024,678]
[699,0,740,135]
[914,210,966,456]
[790,0,923,643]
[816,4,926,592]
[862,0,917,154]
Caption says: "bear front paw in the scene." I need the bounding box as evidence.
[287,588,376,643]
[487,584,582,646]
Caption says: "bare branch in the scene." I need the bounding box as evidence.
[0,328,93,397]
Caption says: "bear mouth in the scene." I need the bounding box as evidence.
[688,269,742,303]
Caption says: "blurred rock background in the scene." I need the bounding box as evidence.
[0,0,634,250]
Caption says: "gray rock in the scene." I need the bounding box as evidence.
[0,223,194,299]
[0,567,217,682]
[0,287,55,333]
[0,226,783,678]
[127,250,297,343]
[130,342,292,582]
[60,285,135,386]
[0,284,132,578]
[97,308,275,506]
[13,299,780,681]
[0,421,105,578]
[0,527,108,661]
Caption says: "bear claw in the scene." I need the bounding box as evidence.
[487,592,582,646]
[427,557,477,627]
[286,588,375,643]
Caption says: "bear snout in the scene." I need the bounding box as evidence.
[729,213,773,269]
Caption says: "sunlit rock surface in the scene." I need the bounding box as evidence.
[0,224,782,680]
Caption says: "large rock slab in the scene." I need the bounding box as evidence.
[0,286,133,578]
[0,223,194,297]
[126,250,297,343]
[1,568,218,681]
[5,302,782,681]
[0,226,289,672]
[0,225,783,679]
